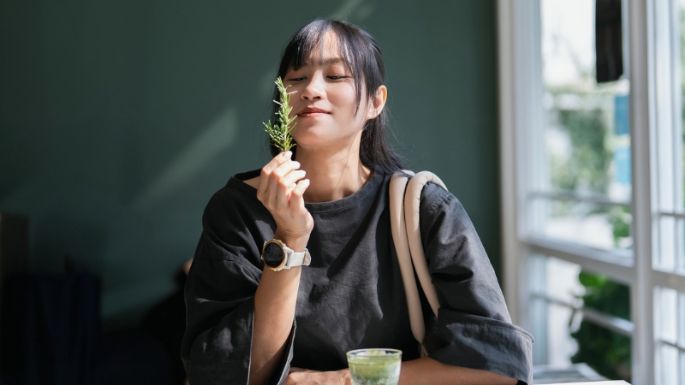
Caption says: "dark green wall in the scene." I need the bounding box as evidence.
[0,0,499,327]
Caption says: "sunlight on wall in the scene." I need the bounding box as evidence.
[133,108,239,209]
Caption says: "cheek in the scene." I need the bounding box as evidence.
[337,95,364,119]
[329,84,358,106]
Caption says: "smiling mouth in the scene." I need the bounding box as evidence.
[298,112,328,117]
[298,106,331,116]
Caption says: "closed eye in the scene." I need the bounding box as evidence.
[328,75,350,80]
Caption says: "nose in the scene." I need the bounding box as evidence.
[300,73,324,101]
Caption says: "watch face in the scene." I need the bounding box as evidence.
[263,242,286,268]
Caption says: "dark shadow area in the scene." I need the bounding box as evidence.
[0,263,188,385]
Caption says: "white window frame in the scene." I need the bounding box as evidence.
[497,1,685,384]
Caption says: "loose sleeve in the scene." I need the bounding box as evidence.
[181,190,296,385]
[419,184,533,384]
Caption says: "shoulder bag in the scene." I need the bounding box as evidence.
[388,170,448,356]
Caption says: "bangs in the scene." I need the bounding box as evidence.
[277,20,371,109]
[278,20,355,73]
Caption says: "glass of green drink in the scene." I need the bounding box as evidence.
[346,348,402,385]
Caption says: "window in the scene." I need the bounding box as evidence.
[499,0,685,384]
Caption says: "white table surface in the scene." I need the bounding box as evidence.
[542,381,630,385]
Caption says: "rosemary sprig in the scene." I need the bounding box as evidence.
[263,77,297,152]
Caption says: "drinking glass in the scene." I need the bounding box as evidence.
[346,348,402,385]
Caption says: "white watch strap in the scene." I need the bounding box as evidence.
[284,247,311,268]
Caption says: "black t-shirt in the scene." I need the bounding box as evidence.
[182,169,533,385]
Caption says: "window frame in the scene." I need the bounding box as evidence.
[497,1,663,383]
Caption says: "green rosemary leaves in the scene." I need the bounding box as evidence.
[263,77,296,152]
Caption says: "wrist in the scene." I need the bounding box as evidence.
[261,237,311,272]
[274,231,309,251]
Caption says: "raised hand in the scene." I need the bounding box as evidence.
[256,151,313,248]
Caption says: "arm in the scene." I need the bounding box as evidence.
[249,151,313,385]
[399,357,516,385]
[249,243,304,385]
[418,184,533,384]
[184,226,303,385]
[285,357,516,385]
[183,152,311,385]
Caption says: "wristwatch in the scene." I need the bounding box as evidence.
[261,239,311,271]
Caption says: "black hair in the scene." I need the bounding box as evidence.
[268,19,403,173]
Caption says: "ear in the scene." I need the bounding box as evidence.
[366,85,388,120]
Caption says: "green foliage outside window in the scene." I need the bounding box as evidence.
[552,108,611,194]
[547,89,632,381]
[570,272,631,381]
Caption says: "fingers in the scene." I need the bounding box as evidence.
[280,169,306,187]
[256,152,314,244]
[266,161,303,209]
[272,159,301,182]
[257,152,296,204]
[257,151,309,212]
[289,178,310,210]
[258,151,292,196]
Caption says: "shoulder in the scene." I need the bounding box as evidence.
[389,170,470,224]
[415,178,473,229]
[405,174,463,215]
[420,182,454,210]
[197,170,272,255]
[202,169,262,220]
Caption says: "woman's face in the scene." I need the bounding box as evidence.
[283,31,380,151]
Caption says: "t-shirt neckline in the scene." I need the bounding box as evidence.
[229,168,385,214]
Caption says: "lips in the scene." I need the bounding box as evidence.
[298,107,330,116]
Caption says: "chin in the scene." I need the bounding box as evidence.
[292,126,330,144]
[292,124,362,151]
[292,136,328,151]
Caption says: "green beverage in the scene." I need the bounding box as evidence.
[346,349,402,385]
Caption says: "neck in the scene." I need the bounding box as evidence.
[295,137,372,203]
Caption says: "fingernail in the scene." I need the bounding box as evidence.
[285,151,292,158]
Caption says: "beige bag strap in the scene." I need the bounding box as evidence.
[389,170,447,348]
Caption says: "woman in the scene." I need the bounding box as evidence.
[182,19,533,385]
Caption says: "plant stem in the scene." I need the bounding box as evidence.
[263,77,297,152]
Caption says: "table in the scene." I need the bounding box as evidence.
[541,381,630,385]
